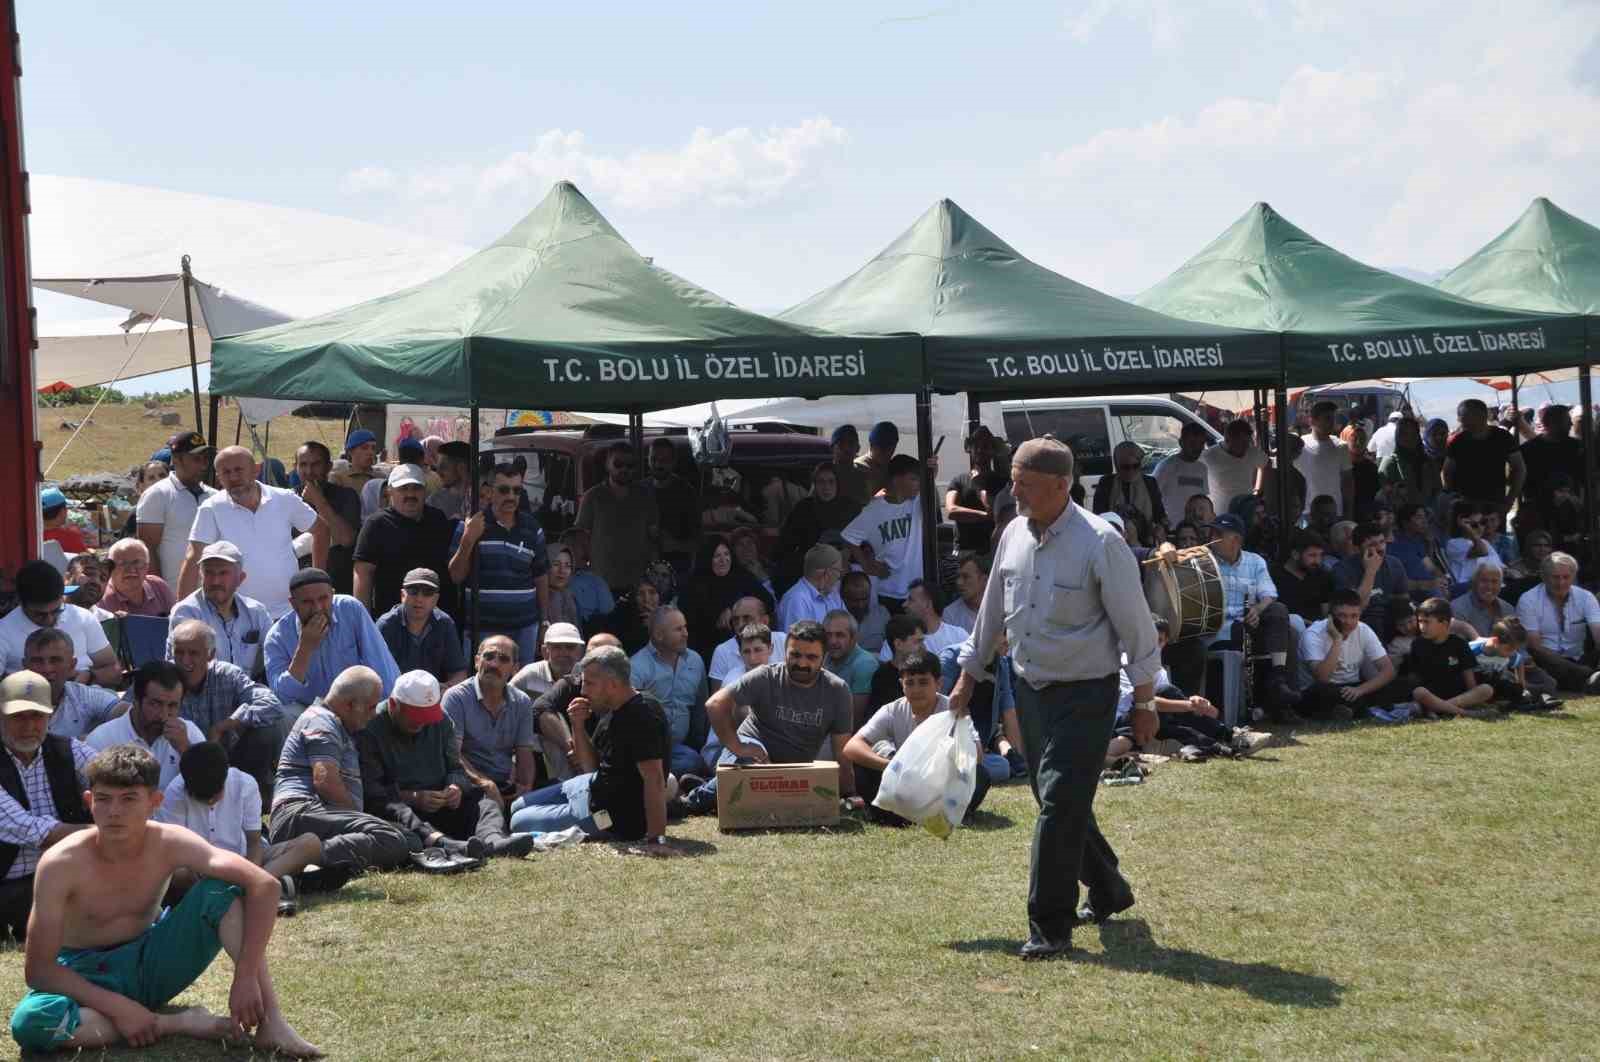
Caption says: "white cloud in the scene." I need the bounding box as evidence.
[1035,0,1600,289]
[341,118,848,215]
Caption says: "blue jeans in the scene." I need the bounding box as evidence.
[508,772,599,836]
[980,750,1013,782]
[670,743,704,777]
[685,738,767,805]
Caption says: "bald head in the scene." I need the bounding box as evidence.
[213,445,258,495]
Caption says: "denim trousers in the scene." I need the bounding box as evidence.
[507,772,598,836]
[1014,673,1128,941]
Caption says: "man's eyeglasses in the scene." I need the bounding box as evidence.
[479,650,514,662]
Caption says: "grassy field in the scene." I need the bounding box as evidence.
[2,705,1596,1060]
[39,397,351,481]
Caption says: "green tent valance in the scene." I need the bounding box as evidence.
[211,182,922,411]
[1136,202,1586,386]
[779,199,1280,397]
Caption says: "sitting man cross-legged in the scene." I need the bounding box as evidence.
[1298,589,1410,721]
[509,645,674,847]
[0,672,93,943]
[1515,550,1600,694]
[842,650,990,825]
[359,671,534,860]
[530,632,628,783]
[442,635,538,813]
[268,665,410,876]
[159,742,321,918]
[22,629,124,740]
[630,606,709,780]
[169,620,284,800]
[1405,597,1496,719]
[680,620,856,813]
[9,744,320,1057]
[264,568,400,709]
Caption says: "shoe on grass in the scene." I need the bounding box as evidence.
[1586,670,1600,694]
[277,875,298,918]
[1019,934,1072,961]
[1142,738,1182,757]
[490,834,536,858]
[1231,729,1276,756]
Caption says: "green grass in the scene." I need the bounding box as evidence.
[4,704,1598,1060]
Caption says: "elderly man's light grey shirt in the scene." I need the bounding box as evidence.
[959,501,1160,689]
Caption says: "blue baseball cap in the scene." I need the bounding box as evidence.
[397,437,425,460]
[39,486,66,510]
[345,428,378,451]
[868,420,899,447]
[1210,513,1246,537]
[150,448,172,463]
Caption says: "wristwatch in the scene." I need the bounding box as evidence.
[1133,700,1156,713]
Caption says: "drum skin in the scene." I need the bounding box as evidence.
[1143,546,1224,641]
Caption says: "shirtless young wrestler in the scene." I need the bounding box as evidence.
[9,744,321,1057]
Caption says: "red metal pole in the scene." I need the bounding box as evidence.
[0,1,39,581]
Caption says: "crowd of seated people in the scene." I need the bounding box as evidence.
[0,400,1589,951]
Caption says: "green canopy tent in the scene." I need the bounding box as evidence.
[1135,202,1586,387]
[210,180,922,411]
[1136,202,1589,544]
[1437,196,1600,563]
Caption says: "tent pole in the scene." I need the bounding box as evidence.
[965,393,980,442]
[1274,384,1291,562]
[629,409,644,468]
[916,384,940,595]
[468,403,481,655]
[207,393,221,453]
[233,404,243,446]
[1581,363,1597,576]
[179,256,206,442]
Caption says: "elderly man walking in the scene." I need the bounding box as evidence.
[950,438,1160,961]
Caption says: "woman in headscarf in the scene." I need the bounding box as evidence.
[678,534,773,661]
[1341,422,1380,516]
[1422,417,1449,488]
[776,461,861,592]
[1378,417,1436,507]
[728,526,776,603]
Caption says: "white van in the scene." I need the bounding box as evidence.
[998,395,1221,496]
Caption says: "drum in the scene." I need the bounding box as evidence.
[1143,545,1225,642]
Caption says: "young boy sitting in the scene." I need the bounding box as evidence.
[1468,617,1560,710]
[1385,601,1418,670]
[1405,597,1496,719]
[10,745,321,1056]
[696,624,770,775]
[1107,618,1275,762]
[160,742,323,917]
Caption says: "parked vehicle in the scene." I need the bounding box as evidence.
[998,395,1221,496]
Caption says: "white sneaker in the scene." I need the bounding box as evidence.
[1231,729,1276,756]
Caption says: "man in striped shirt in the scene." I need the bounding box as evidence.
[448,462,550,664]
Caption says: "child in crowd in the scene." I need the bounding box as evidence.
[160,742,324,917]
[1405,598,1495,719]
[1107,619,1274,762]
[1468,617,1560,710]
[1386,600,1418,670]
[699,624,770,771]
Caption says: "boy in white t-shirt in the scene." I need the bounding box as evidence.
[841,455,924,610]
[160,741,323,917]
[1298,588,1407,721]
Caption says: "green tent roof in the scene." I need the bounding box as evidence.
[1135,202,1586,386]
[778,199,1280,396]
[210,182,922,411]
[1437,198,1600,330]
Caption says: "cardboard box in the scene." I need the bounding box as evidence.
[716,761,841,831]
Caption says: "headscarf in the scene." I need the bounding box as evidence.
[1423,418,1449,459]
[679,535,772,657]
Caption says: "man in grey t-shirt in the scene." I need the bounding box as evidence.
[681,620,854,813]
[268,665,409,873]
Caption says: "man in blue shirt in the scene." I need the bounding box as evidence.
[448,462,550,664]
[375,568,469,688]
[264,568,400,707]
[629,606,708,778]
[559,528,614,632]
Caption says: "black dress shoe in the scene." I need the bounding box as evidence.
[1018,934,1072,961]
[1075,889,1135,926]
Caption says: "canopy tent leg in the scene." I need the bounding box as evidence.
[916,386,941,598]
[233,405,243,446]
[468,404,481,655]
[1252,389,1267,450]
[1581,365,1597,576]
[207,393,221,455]
[1510,374,1520,431]
[1274,385,1291,561]
[965,393,981,443]
[179,255,206,444]
[629,409,644,469]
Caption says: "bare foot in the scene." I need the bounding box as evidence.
[159,1006,237,1042]
[254,1014,324,1059]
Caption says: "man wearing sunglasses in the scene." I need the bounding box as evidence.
[0,562,120,688]
[574,441,660,599]
[442,635,538,812]
[449,462,550,668]
[1090,442,1168,537]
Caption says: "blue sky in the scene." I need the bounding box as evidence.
[19,1,1600,410]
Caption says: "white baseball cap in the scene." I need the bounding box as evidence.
[543,622,584,647]
[389,670,443,724]
[1,671,53,716]
[387,463,427,490]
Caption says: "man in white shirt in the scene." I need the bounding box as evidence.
[84,660,206,791]
[841,454,924,610]
[776,544,845,631]
[880,580,967,661]
[166,541,273,677]
[708,596,787,689]
[942,551,987,632]
[178,445,328,618]
[0,561,119,686]
[1152,421,1212,526]
[511,622,586,700]
[159,741,321,917]
[1295,400,1354,517]
[1298,589,1405,721]
[135,429,217,582]
[21,629,124,740]
[1516,551,1600,693]
[1367,409,1407,464]
[1200,419,1268,514]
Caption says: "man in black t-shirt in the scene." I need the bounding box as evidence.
[1517,404,1584,535]
[1271,530,1334,626]
[1443,399,1525,510]
[945,428,1006,552]
[296,441,364,595]
[1405,598,1495,719]
[352,465,459,618]
[508,643,673,846]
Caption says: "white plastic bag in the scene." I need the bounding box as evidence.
[872,710,979,839]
